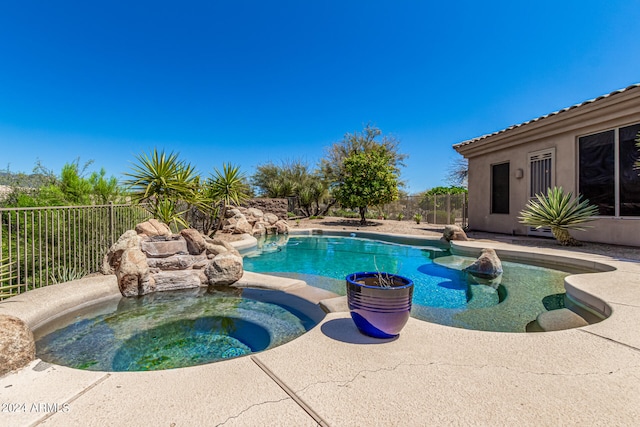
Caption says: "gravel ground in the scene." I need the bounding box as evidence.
[286,216,640,262]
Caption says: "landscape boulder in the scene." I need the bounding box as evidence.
[463,248,503,280]
[442,225,468,242]
[205,253,244,286]
[101,230,141,275]
[0,315,35,376]
[135,219,172,237]
[117,247,154,296]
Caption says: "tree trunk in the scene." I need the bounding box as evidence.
[216,203,227,232]
[551,227,582,246]
[319,199,336,216]
[359,206,367,225]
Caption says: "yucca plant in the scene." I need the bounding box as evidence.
[124,149,205,229]
[206,163,250,230]
[518,186,599,246]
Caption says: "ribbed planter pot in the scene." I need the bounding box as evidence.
[346,272,414,339]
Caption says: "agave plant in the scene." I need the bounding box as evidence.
[518,186,599,246]
[49,266,87,284]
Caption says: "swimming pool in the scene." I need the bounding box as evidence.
[242,234,576,332]
[35,287,325,371]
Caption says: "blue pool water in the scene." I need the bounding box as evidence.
[243,235,571,332]
[35,287,325,371]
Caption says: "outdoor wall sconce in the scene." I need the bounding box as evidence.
[515,168,524,179]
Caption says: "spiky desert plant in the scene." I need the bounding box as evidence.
[518,186,599,246]
[49,266,87,284]
[207,163,250,230]
[124,149,205,229]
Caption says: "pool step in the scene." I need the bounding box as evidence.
[535,308,589,331]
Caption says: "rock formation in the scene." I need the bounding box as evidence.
[104,220,244,297]
[222,206,290,236]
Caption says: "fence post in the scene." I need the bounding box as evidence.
[446,194,451,225]
[433,196,437,225]
[109,201,115,246]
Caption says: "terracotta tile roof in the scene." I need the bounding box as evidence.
[454,83,640,149]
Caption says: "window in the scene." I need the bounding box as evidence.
[578,123,640,217]
[491,162,509,214]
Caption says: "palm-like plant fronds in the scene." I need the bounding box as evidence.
[124,149,204,228]
[207,163,250,230]
[518,186,599,246]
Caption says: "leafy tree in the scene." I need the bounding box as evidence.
[518,186,599,246]
[206,163,250,230]
[1,159,122,207]
[321,124,406,184]
[332,147,400,225]
[88,168,121,204]
[251,160,329,216]
[59,162,93,205]
[423,186,468,196]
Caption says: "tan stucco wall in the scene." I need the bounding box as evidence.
[459,87,640,246]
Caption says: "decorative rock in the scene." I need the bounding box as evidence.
[463,248,503,280]
[108,225,244,297]
[274,219,289,234]
[153,270,203,291]
[205,237,241,256]
[225,208,242,218]
[245,208,264,219]
[180,229,207,255]
[101,230,142,275]
[205,253,244,286]
[140,237,188,258]
[0,315,35,376]
[204,242,229,257]
[146,254,207,270]
[264,213,279,225]
[117,247,154,296]
[443,225,468,241]
[135,219,172,237]
[234,217,253,234]
[252,222,267,237]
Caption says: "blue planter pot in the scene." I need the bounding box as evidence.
[346,272,414,339]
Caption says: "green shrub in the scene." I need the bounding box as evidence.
[397,213,404,221]
[413,213,422,224]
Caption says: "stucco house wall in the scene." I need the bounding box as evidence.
[454,84,640,247]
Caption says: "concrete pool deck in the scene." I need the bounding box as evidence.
[1,232,639,426]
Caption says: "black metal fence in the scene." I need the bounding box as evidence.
[0,203,151,299]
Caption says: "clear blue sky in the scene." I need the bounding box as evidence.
[1,0,639,194]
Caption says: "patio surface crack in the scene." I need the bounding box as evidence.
[213,396,296,427]
[292,360,640,396]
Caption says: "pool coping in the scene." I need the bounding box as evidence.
[1,229,639,426]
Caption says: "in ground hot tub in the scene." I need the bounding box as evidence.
[34,287,325,371]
